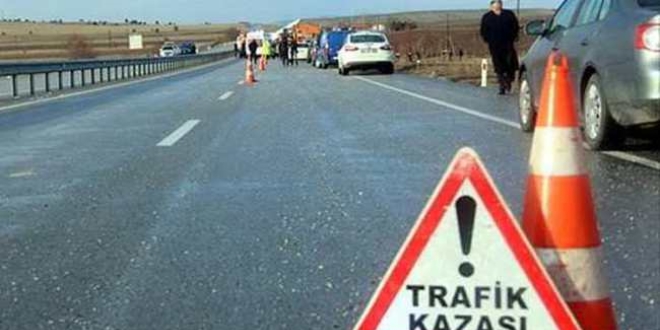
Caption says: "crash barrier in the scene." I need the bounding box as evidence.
[0,51,233,100]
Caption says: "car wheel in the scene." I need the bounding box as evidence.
[582,74,622,150]
[518,71,536,133]
[384,64,394,74]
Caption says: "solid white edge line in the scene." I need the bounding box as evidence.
[218,91,234,100]
[156,120,200,147]
[0,58,237,114]
[602,151,660,171]
[354,76,660,172]
[354,76,519,129]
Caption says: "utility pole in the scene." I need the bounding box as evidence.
[445,13,449,53]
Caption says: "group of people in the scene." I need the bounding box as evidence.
[233,32,301,67]
[276,36,300,67]
[232,0,518,95]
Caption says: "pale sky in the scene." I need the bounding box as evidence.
[1,0,561,24]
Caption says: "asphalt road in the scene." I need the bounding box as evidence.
[0,59,658,330]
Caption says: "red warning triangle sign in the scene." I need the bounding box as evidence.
[353,148,581,330]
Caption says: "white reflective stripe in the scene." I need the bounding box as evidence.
[537,248,610,302]
[529,127,587,176]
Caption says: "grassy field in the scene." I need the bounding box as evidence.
[0,22,243,60]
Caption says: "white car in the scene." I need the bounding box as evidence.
[159,44,181,57]
[337,31,395,76]
[295,43,310,61]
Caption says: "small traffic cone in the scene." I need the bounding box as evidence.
[522,52,618,330]
[245,59,256,85]
[259,55,266,71]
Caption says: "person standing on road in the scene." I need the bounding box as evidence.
[279,37,289,67]
[248,39,259,65]
[262,38,272,61]
[480,0,519,95]
[289,38,299,66]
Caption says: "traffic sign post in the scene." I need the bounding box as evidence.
[353,148,582,330]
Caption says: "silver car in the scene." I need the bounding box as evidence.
[519,0,659,150]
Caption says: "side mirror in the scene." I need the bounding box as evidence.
[525,20,547,36]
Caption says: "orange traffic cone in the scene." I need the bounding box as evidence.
[522,52,617,330]
[245,59,256,85]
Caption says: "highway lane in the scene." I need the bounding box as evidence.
[0,60,658,329]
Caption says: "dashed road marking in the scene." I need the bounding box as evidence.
[238,80,245,85]
[8,170,35,178]
[157,120,200,147]
[354,76,660,171]
[218,91,234,100]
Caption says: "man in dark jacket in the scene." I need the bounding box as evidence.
[248,39,259,65]
[279,38,289,66]
[480,0,519,95]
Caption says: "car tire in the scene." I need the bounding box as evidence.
[384,64,395,75]
[582,74,623,150]
[518,71,536,133]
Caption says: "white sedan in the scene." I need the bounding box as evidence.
[337,31,396,76]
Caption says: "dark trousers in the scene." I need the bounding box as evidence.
[489,44,518,91]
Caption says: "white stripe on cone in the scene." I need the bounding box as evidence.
[536,247,611,302]
[529,127,588,176]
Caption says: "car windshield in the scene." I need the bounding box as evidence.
[1,1,658,330]
[351,34,386,43]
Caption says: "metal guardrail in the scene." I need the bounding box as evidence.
[0,51,234,99]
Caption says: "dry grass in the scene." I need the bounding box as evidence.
[396,56,501,86]
[0,22,242,60]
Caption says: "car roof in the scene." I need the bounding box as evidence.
[350,30,385,36]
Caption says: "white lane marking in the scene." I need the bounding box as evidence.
[218,91,234,100]
[0,58,237,114]
[157,120,200,147]
[602,151,660,171]
[354,76,519,129]
[354,76,660,172]
[238,80,245,85]
[8,170,35,178]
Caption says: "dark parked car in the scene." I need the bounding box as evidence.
[519,0,659,149]
[314,30,351,69]
[179,42,197,55]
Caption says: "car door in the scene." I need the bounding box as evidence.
[527,0,584,101]
[556,0,609,106]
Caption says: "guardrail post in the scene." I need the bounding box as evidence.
[11,74,18,98]
[29,73,35,96]
[91,68,96,84]
[45,72,50,93]
[122,66,126,79]
[70,71,75,88]
[81,70,86,86]
[107,67,111,82]
[58,71,63,90]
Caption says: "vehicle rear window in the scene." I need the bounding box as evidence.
[639,0,660,7]
[162,46,173,50]
[350,35,386,43]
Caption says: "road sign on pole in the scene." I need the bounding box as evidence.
[353,148,582,330]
